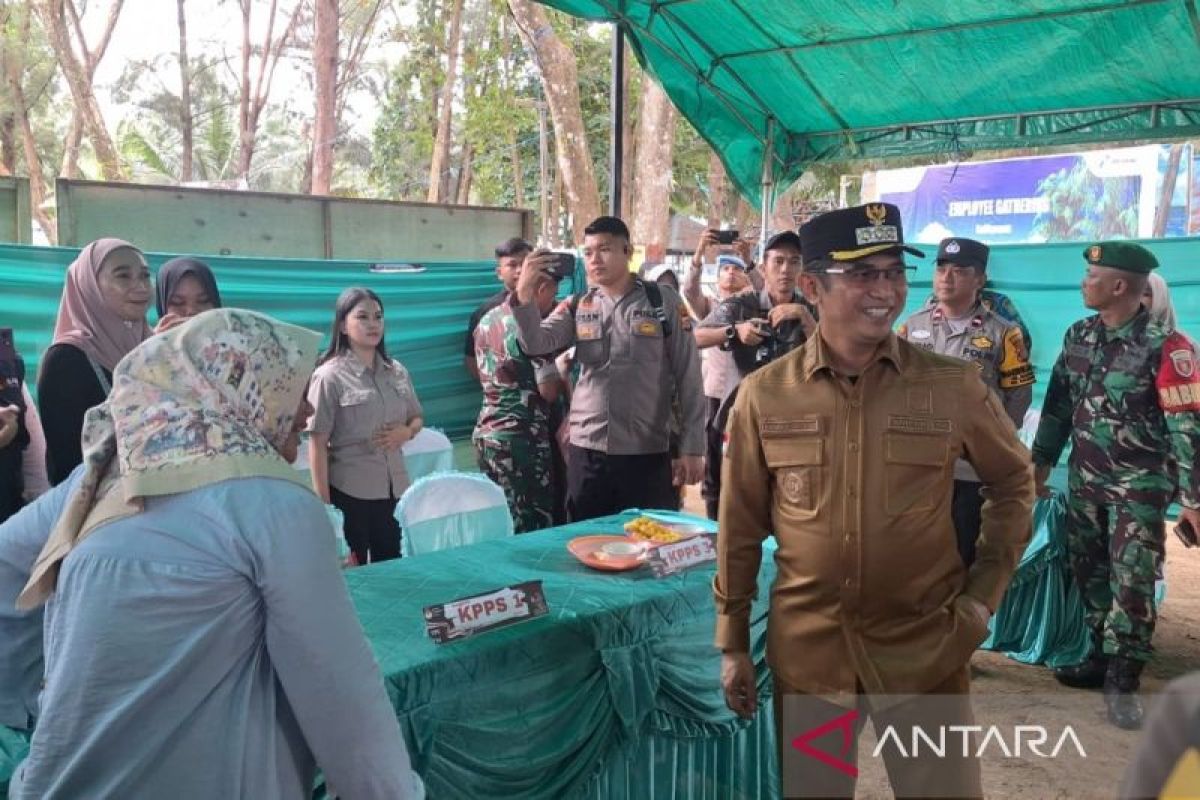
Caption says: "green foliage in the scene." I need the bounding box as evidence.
[1033,161,1139,242]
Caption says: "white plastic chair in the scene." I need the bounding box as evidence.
[396,471,515,557]
[402,427,455,481]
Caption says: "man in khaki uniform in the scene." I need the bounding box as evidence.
[714,203,1034,798]
[899,237,1034,566]
[513,216,705,521]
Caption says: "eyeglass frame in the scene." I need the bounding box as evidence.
[806,260,916,285]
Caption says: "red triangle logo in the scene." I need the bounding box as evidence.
[790,708,859,778]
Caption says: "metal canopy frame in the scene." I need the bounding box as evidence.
[564,0,1200,235]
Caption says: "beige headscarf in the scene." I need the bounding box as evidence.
[52,238,153,372]
[18,308,321,609]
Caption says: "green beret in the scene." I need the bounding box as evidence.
[1083,241,1159,274]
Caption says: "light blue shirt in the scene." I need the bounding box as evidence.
[0,473,422,800]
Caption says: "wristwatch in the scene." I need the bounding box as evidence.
[721,324,737,351]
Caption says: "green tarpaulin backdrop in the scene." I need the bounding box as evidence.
[538,0,1200,204]
[0,243,510,439]
[3,238,1199,439]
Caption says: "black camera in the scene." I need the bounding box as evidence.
[715,229,739,245]
[544,251,577,281]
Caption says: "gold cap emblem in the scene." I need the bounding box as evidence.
[865,204,888,227]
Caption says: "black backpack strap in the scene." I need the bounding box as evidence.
[636,278,672,338]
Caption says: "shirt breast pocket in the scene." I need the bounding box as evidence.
[339,388,372,407]
[576,336,607,366]
[632,322,664,363]
[763,436,824,524]
[884,432,950,515]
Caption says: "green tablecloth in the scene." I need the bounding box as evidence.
[334,510,778,799]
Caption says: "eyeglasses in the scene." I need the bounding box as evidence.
[818,263,915,286]
[934,263,980,277]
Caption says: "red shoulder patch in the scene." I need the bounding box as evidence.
[1157,331,1200,412]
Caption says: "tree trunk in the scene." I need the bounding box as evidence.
[311,0,338,195]
[427,0,464,202]
[629,75,675,262]
[2,39,55,241]
[455,142,473,205]
[236,0,301,186]
[537,101,550,242]
[176,0,193,183]
[0,113,14,175]
[508,0,601,242]
[706,150,727,228]
[620,57,635,220]
[1153,143,1185,237]
[35,0,125,180]
[237,0,253,181]
[60,114,82,178]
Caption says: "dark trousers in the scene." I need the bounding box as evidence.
[951,480,984,568]
[775,667,980,799]
[329,485,402,564]
[566,445,676,522]
[702,396,723,520]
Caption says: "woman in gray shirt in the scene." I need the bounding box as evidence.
[308,287,424,564]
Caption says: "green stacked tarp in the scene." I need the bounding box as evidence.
[980,491,1091,667]
[0,243,508,438]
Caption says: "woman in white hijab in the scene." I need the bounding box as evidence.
[1,309,422,799]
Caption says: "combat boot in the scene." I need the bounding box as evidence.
[1103,657,1145,730]
[1054,632,1107,689]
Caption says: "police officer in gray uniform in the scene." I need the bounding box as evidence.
[512,216,706,522]
[899,237,1035,565]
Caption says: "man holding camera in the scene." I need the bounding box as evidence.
[698,231,816,381]
[513,216,705,522]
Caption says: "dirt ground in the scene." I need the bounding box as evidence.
[679,487,1200,798]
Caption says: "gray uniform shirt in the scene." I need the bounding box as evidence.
[900,299,1035,481]
[512,281,706,457]
[308,353,424,499]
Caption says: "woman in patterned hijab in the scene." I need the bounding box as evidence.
[5,309,422,799]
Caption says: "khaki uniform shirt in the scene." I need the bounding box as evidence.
[513,282,706,456]
[308,353,423,500]
[714,332,1034,703]
[900,299,1035,481]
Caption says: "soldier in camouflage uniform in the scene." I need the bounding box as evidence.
[1032,241,1200,729]
[473,269,567,533]
[900,237,1035,567]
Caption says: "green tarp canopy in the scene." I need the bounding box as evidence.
[538,0,1200,204]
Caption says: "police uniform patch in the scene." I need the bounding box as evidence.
[635,320,660,336]
[945,240,961,255]
[970,335,993,350]
[1088,245,1103,263]
[576,322,601,341]
[910,329,931,340]
[780,469,812,507]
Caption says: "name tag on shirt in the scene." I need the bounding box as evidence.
[647,535,717,578]
[577,322,602,341]
[423,580,549,644]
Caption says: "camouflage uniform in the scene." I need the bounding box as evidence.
[1032,308,1200,661]
[473,299,557,533]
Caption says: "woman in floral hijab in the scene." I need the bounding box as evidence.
[3,309,422,800]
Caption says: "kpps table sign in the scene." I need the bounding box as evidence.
[423,580,548,644]
[647,535,717,578]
